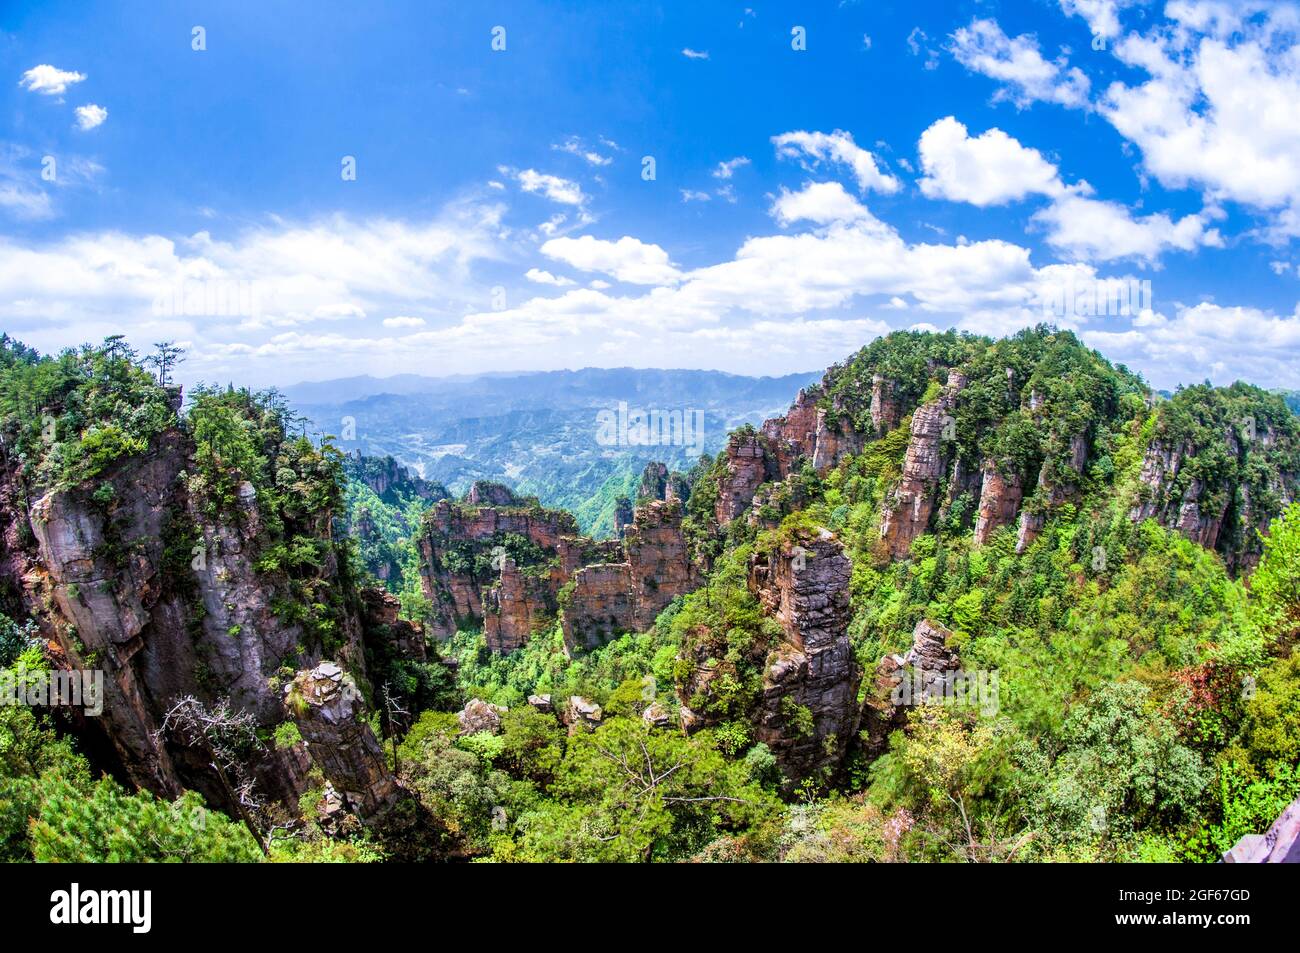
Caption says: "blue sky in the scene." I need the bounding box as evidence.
[2,0,1300,390]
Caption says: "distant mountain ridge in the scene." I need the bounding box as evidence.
[290,366,820,537]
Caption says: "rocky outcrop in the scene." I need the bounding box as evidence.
[359,587,425,662]
[1016,433,1089,553]
[880,373,966,558]
[457,697,505,735]
[417,498,579,639]
[482,557,553,653]
[562,695,604,733]
[286,662,399,821]
[467,480,519,507]
[714,432,770,526]
[0,417,430,824]
[870,374,901,436]
[860,618,962,757]
[348,453,446,502]
[613,496,633,538]
[973,461,1023,546]
[760,388,866,480]
[745,529,860,787]
[637,462,669,501]
[560,501,698,653]
[625,500,697,623]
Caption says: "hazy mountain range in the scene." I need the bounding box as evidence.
[288,367,820,535]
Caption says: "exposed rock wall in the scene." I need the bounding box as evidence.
[745,530,860,787]
[0,426,423,818]
[714,432,770,526]
[417,499,579,639]
[286,662,399,821]
[879,373,966,558]
[561,501,698,653]
[973,461,1023,546]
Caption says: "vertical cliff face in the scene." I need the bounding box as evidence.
[870,374,901,436]
[15,431,194,797]
[973,461,1023,546]
[483,557,553,653]
[861,618,961,757]
[675,527,860,789]
[714,432,771,526]
[0,407,431,816]
[880,373,966,558]
[560,501,699,654]
[1126,392,1300,573]
[417,497,580,640]
[286,662,399,821]
[746,530,860,787]
[759,387,866,482]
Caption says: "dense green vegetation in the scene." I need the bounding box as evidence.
[2,329,1298,863]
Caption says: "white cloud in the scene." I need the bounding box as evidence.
[0,201,509,379]
[918,116,1065,206]
[682,48,709,60]
[540,235,682,285]
[509,168,588,207]
[771,129,901,194]
[525,267,575,286]
[1084,301,1300,388]
[1032,191,1224,263]
[383,316,426,328]
[19,64,86,96]
[0,183,53,220]
[1059,0,1133,39]
[74,104,108,130]
[1099,8,1300,235]
[680,189,711,203]
[949,18,1091,108]
[770,181,872,226]
[916,116,1223,265]
[552,137,612,167]
[713,157,751,179]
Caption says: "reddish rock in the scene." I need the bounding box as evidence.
[715,432,770,526]
[879,373,966,558]
[745,529,860,787]
[286,662,399,821]
[973,461,1023,546]
[870,374,901,436]
[483,557,553,653]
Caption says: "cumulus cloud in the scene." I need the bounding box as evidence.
[540,235,682,285]
[772,129,901,194]
[949,18,1091,108]
[682,48,709,60]
[525,267,575,286]
[382,316,426,328]
[770,181,872,226]
[19,64,86,96]
[917,117,1223,265]
[1099,6,1300,236]
[918,116,1064,206]
[74,104,108,130]
[1084,301,1300,389]
[1032,192,1224,263]
[0,200,508,376]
